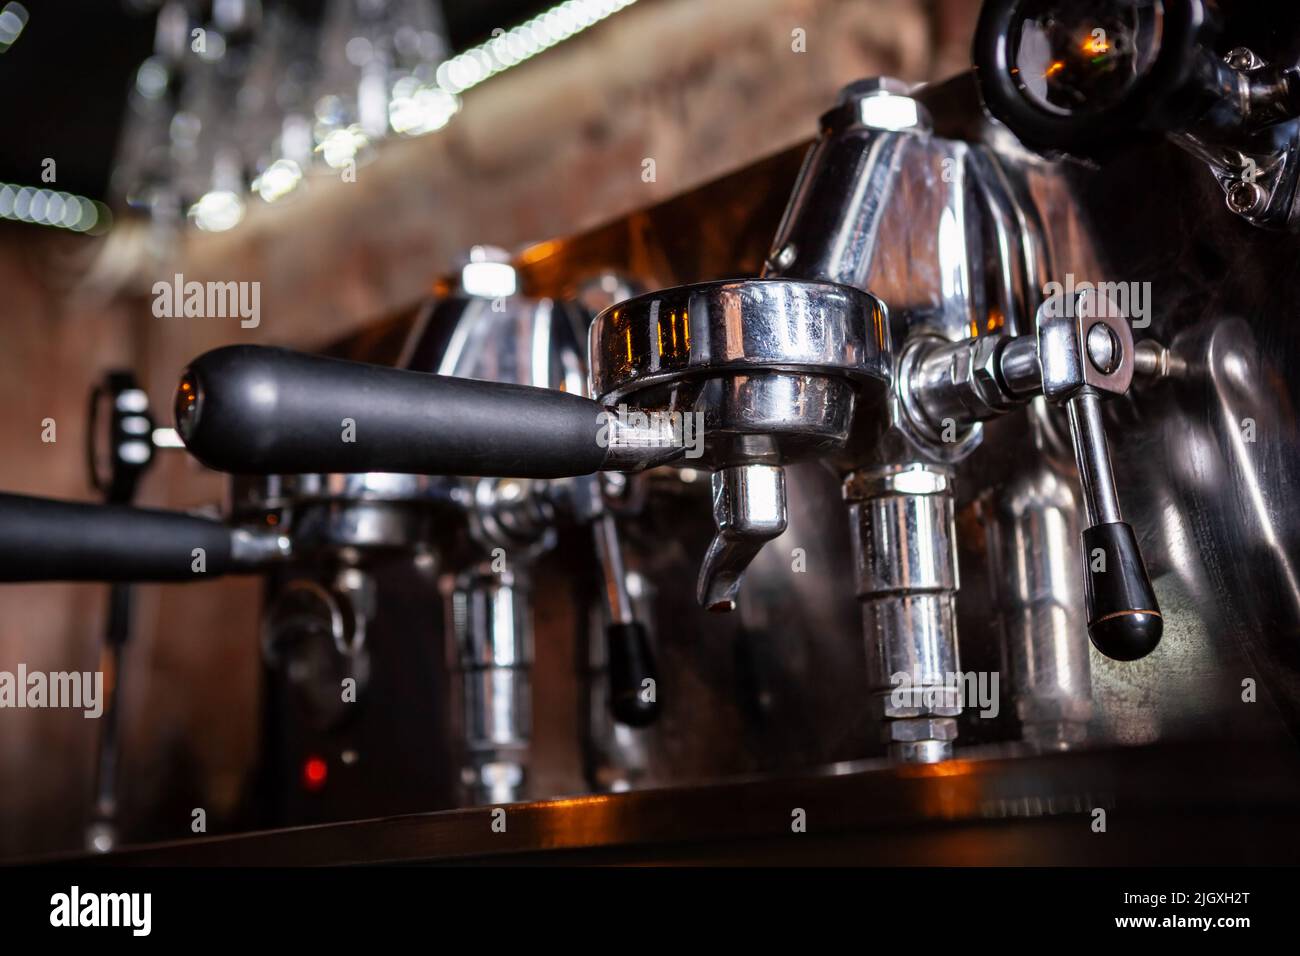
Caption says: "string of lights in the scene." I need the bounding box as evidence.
[0,182,110,234]
[435,0,639,94]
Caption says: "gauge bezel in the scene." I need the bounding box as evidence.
[974,0,1208,153]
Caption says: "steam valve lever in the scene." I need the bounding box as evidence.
[1039,295,1163,661]
[593,513,659,727]
[1063,387,1163,662]
[904,289,1163,660]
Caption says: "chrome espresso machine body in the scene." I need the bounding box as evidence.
[218,250,662,823]
[5,0,1300,862]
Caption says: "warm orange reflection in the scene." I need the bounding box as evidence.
[872,306,887,350]
[518,239,563,266]
[646,307,690,364]
[897,758,975,778]
[544,795,614,810]
[539,794,621,845]
[895,759,983,821]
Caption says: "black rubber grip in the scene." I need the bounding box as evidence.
[177,345,611,478]
[607,621,660,727]
[1082,521,1163,661]
[0,493,235,582]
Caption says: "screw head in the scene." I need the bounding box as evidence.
[770,242,797,272]
[1224,47,1265,71]
[1086,322,1121,374]
[1226,180,1267,217]
[834,77,930,131]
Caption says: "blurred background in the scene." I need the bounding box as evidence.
[0,0,979,860]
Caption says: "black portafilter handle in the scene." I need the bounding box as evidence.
[0,493,242,582]
[606,621,660,728]
[176,345,613,478]
[1082,521,1163,662]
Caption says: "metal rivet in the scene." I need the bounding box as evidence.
[1224,47,1264,71]
[772,243,797,271]
[1086,322,1121,374]
[1226,180,1266,217]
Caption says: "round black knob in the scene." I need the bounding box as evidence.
[1082,521,1163,661]
[606,621,659,727]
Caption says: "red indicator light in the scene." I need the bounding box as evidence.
[303,756,328,791]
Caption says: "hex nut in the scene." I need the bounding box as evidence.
[884,716,959,743]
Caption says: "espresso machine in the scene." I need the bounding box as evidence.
[4,0,1300,864]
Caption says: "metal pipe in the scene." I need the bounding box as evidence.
[844,464,961,764]
[1066,389,1123,527]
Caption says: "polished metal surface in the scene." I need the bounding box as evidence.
[901,293,1142,537]
[228,472,453,551]
[698,464,787,613]
[764,79,932,288]
[588,276,890,612]
[1066,390,1123,528]
[600,411,695,471]
[229,526,293,568]
[15,22,1300,864]
[980,441,1092,750]
[1165,63,1300,229]
[421,286,590,806]
[906,333,1024,434]
[1000,334,1042,396]
[444,567,533,806]
[1036,293,1135,404]
[577,73,1296,765]
[221,67,1300,834]
[846,463,961,763]
[592,513,634,626]
[588,278,890,404]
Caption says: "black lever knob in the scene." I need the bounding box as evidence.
[590,512,660,727]
[176,345,612,479]
[1066,390,1163,660]
[0,493,242,582]
[1082,520,1163,661]
[606,621,660,728]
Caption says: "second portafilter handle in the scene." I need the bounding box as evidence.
[175,346,682,479]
